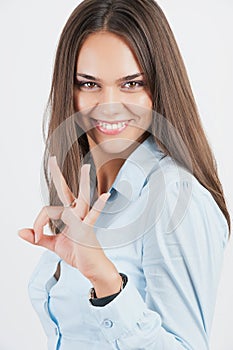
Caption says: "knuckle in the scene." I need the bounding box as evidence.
[61,207,79,223]
[43,205,51,214]
[42,205,49,211]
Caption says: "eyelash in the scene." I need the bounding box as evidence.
[74,79,145,91]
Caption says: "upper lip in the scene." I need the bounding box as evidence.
[91,118,131,124]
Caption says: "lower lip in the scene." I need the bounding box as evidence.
[92,120,130,135]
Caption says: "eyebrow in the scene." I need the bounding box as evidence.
[75,72,144,83]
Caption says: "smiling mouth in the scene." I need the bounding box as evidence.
[91,118,132,135]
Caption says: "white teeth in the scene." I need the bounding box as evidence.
[97,121,127,130]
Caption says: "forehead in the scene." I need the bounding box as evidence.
[76,31,142,78]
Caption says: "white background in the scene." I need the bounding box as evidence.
[0,1,232,349]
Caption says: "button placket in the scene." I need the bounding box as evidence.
[46,296,62,348]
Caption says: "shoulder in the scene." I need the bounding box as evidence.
[143,155,229,250]
[147,153,225,209]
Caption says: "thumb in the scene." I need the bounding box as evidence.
[18,228,36,245]
[18,228,57,251]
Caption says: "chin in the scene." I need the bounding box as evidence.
[91,135,145,156]
[99,138,136,154]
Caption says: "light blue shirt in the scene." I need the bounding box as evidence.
[28,135,228,350]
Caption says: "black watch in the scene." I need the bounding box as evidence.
[89,273,128,306]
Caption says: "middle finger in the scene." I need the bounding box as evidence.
[73,163,91,219]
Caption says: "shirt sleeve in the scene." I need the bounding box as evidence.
[87,179,229,350]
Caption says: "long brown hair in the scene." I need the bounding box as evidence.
[43,0,231,236]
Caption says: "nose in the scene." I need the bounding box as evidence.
[98,87,123,117]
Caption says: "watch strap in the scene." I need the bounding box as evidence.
[89,273,128,307]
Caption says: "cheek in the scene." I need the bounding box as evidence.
[136,93,152,109]
[74,91,98,112]
[121,92,152,114]
[136,94,153,126]
[126,93,152,122]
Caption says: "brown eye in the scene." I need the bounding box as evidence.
[75,80,100,90]
[123,81,145,90]
[84,82,97,89]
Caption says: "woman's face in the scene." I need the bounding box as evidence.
[74,31,153,154]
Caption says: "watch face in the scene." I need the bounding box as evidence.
[119,273,128,289]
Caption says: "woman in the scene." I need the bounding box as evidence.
[18,0,231,349]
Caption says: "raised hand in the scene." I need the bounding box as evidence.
[18,156,112,281]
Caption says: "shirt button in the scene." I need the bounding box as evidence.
[103,319,113,328]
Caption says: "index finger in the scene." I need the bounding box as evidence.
[74,163,91,219]
[49,156,75,206]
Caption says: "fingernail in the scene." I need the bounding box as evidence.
[34,232,39,244]
[84,163,91,171]
[101,192,111,201]
[49,156,57,164]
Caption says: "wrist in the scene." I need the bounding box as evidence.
[89,264,123,298]
[89,273,128,306]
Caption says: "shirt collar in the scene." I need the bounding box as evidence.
[108,135,165,201]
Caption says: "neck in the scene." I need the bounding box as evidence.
[95,158,126,195]
[87,132,150,196]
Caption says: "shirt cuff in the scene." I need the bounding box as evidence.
[89,290,122,307]
[87,275,151,342]
[89,273,128,307]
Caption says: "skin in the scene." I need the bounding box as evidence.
[18,32,153,297]
[19,159,121,297]
[74,31,153,195]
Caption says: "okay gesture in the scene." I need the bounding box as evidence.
[18,156,118,284]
